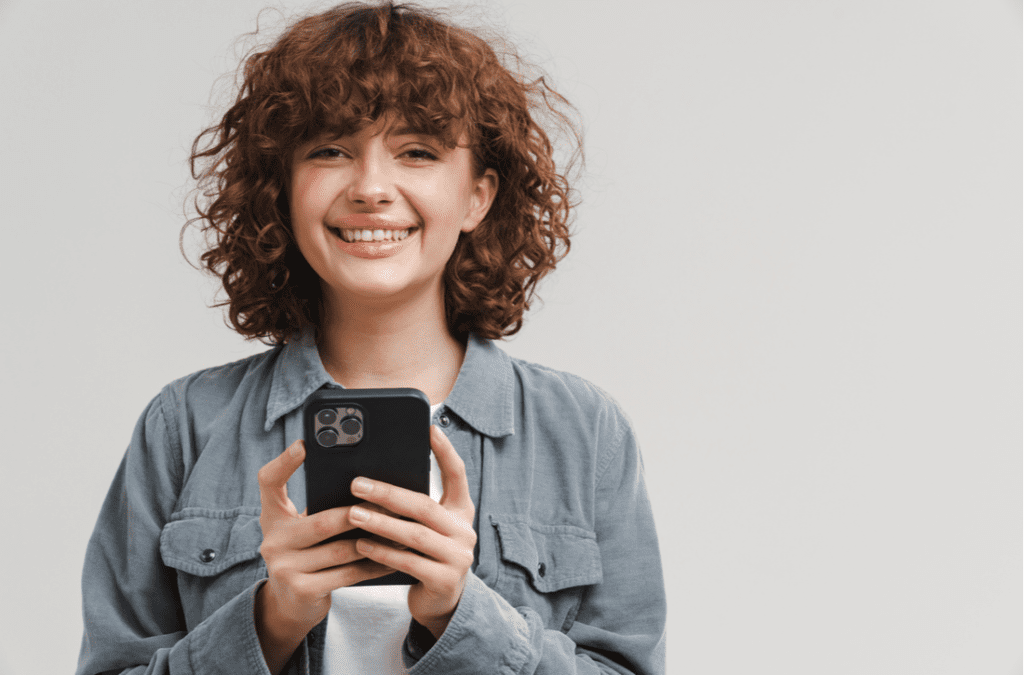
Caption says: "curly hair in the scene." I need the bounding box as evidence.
[186,1,582,343]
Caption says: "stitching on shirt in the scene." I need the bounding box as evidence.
[156,389,185,493]
[167,506,262,521]
[243,582,272,674]
[490,517,602,596]
[497,613,532,675]
[594,409,629,492]
[560,591,582,633]
[186,622,196,674]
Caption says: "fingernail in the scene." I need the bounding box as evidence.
[288,442,301,458]
[351,477,372,495]
[349,506,369,523]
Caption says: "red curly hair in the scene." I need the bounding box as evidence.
[186,1,582,343]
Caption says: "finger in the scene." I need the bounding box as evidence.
[355,538,464,588]
[349,505,471,564]
[355,505,408,549]
[281,538,369,573]
[368,533,409,550]
[351,476,471,538]
[430,426,473,511]
[285,502,396,550]
[258,440,305,525]
[299,558,398,596]
[290,506,361,549]
[322,559,397,587]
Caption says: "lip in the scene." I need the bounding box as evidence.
[326,214,419,259]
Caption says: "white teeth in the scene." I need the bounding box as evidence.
[337,227,413,242]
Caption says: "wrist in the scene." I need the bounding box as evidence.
[417,611,454,640]
[255,583,314,674]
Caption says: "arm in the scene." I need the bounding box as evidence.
[401,415,667,675]
[76,393,284,675]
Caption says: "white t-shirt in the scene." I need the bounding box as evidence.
[322,404,444,674]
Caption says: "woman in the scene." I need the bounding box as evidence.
[77,3,666,674]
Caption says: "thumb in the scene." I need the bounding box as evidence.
[258,439,305,522]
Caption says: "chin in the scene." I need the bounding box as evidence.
[332,271,439,306]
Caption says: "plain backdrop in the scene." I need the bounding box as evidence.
[0,1,1020,674]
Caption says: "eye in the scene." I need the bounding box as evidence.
[308,147,345,160]
[402,147,439,161]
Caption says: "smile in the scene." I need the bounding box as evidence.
[329,227,416,243]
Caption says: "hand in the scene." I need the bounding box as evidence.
[347,425,477,639]
[255,439,394,674]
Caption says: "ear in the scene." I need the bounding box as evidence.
[460,168,499,233]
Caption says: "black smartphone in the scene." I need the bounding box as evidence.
[303,388,431,586]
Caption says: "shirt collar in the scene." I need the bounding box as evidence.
[264,330,515,438]
[443,333,515,438]
[264,329,335,432]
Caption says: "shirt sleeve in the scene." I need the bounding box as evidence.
[401,413,667,675]
[75,392,302,675]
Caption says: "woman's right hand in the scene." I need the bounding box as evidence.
[255,439,394,674]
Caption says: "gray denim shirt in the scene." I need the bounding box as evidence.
[77,331,666,675]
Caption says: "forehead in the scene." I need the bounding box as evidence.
[296,116,473,151]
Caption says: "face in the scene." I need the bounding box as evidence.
[288,121,498,313]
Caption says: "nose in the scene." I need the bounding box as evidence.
[346,152,396,208]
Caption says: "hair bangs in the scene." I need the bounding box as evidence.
[294,10,482,150]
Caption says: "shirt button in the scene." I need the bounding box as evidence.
[199,548,217,564]
[438,413,450,427]
[537,562,546,577]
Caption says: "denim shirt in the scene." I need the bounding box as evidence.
[77,331,667,675]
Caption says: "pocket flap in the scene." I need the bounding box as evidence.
[491,516,602,592]
[160,509,262,577]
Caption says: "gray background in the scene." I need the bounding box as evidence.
[0,1,1020,673]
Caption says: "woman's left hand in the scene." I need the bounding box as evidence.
[348,425,477,639]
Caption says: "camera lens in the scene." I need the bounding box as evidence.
[316,428,339,447]
[340,416,362,436]
[317,409,337,426]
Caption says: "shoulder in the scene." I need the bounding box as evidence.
[505,351,635,457]
[159,346,282,415]
[509,355,621,413]
[115,347,283,497]
[149,346,285,455]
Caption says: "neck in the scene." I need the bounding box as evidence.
[316,285,465,405]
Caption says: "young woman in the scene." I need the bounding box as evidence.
[77,3,666,674]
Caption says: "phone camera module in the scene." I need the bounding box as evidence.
[340,416,362,436]
[316,428,339,448]
[317,409,337,426]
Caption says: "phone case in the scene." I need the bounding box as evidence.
[303,387,431,586]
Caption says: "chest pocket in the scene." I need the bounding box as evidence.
[159,508,264,630]
[490,516,602,631]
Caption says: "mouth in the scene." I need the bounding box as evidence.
[328,226,417,243]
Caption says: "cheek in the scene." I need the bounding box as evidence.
[289,188,330,268]
[417,182,477,233]
[290,168,337,218]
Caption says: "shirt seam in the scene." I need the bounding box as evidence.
[594,407,628,490]
[249,583,275,675]
[157,387,185,493]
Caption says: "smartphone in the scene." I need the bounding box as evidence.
[303,387,431,586]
